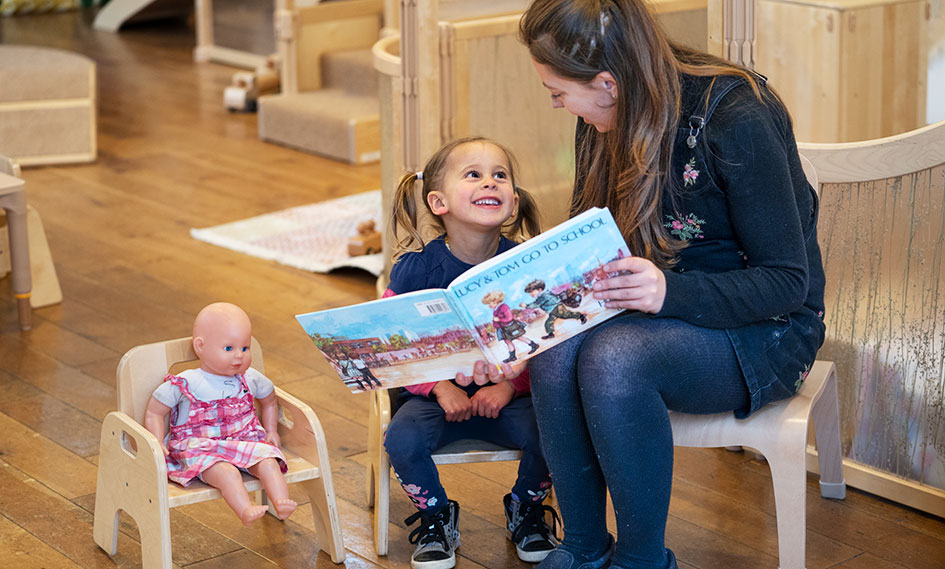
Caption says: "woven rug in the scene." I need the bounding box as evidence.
[190,190,384,275]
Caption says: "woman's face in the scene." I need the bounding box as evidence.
[531,59,618,133]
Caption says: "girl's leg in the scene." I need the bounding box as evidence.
[248,458,297,519]
[384,397,450,512]
[530,332,613,561]
[202,461,267,525]
[576,316,749,569]
[463,397,551,501]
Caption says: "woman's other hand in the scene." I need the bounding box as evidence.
[593,256,666,313]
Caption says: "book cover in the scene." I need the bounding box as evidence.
[296,207,631,393]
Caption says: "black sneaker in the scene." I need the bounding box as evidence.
[504,493,561,562]
[405,500,461,569]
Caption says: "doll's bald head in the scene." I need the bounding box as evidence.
[193,302,253,375]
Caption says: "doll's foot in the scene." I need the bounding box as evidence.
[528,342,539,354]
[240,504,269,526]
[273,498,298,520]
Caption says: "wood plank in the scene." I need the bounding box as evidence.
[0,514,82,569]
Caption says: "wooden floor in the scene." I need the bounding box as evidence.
[1,9,944,569]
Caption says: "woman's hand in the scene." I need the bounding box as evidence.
[593,256,667,313]
[456,359,526,386]
[432,381,473,422]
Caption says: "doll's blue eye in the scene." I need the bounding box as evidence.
[224,346,233,351]
[241,346,249,352]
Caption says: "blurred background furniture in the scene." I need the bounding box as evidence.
[0,45,96,166]
[0,155,62,320]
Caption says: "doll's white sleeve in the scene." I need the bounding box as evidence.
[244,367,275,399]
[151,381,184,409]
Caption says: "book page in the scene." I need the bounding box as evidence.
[447,207,631,364]
[295,289,486,393]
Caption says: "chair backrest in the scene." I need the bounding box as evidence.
[797,119,945,497]
[116,336,265,424]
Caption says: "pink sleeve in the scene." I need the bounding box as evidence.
[510,367,531,396]
[405,381,437,397]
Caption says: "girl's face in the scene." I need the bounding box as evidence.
[427,142,518,231]
[531,59,618,133]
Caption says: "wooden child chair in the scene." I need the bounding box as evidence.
[365,387,524,556]
[93,336,346,568]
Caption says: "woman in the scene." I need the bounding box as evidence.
[518,1,826,568]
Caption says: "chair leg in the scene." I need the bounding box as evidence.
[92,492,120,556]
[766,436,809,569]
[374,453,390,556]
[139,517,174,569]
[300,478,346,563]
[811,363,846,500]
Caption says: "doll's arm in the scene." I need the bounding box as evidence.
[144,397,172,456]
[257,392,282,448]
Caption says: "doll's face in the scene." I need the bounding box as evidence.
[528,288,542,298]
[194,313,253,376]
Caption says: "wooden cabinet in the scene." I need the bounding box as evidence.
[756,0,929,142]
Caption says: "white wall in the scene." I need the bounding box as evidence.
[929,0,945,124]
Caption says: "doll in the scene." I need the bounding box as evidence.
[143,302,297,526]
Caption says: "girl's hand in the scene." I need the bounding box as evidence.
[432,381,472,422]
[470,382,515,419]
[593,256,666,313]
[266,430,282,449]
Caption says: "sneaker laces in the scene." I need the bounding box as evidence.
[511,501,561,544]
[406,508,451,548]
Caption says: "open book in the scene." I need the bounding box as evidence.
[296,207,631,393]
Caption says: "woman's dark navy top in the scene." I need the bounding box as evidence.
[575,73,827,417]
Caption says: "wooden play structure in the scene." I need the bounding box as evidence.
[708,0,930,142]
[798,120,945,519]
[257,0,385,163]
[92,0,191,31]
[0,45,96,167]
[93,336,346,568]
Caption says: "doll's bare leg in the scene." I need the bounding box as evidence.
[249,458,297,519]
[202,462,267,525]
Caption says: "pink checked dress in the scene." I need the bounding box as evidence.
[164,373,287,487]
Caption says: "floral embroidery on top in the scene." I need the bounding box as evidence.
[683,158,700,186]
[794,362,812,393]
[664,212,706,241]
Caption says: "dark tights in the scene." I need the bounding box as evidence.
[530,314,750,569]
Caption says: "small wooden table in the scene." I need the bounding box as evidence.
[0,171,31,330]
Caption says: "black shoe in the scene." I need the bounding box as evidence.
[405,500,461,569]
[528,342,540,354]
[504,494,560,563]
[541,333,555,340]
[579,314,587,324]
[503,352,517,363]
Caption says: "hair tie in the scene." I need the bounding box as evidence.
[416,171,424,180]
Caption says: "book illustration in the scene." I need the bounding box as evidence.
[296,207,631,393]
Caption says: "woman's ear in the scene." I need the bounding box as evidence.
[595,71,618,100]
[427,191,449,215]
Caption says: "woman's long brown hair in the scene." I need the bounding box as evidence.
[520,0,763,268]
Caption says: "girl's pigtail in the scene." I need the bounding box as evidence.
[508,186,542,240]
[391,172,424,256]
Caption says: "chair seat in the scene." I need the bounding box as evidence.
[167,453,321,508]
[432,439,522,465]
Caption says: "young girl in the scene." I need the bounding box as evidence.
[382,136,558,569]
[144,302,297,526]
[481,289,540,363]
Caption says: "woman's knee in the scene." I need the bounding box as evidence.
[576,321,667,396]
